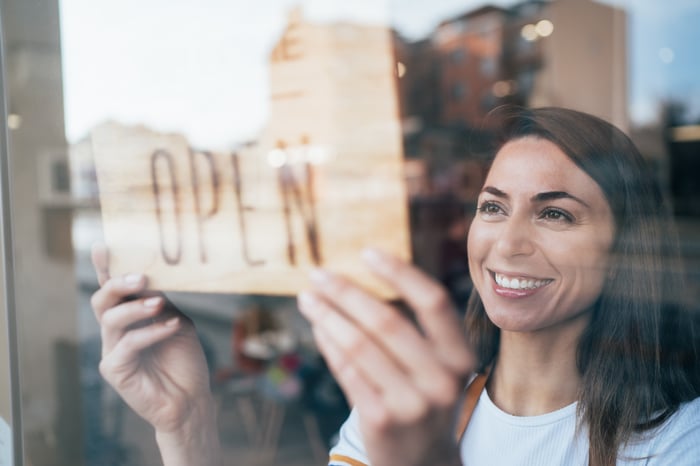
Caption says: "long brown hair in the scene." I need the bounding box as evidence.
[464,107,700,465]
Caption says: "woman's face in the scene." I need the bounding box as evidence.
[467,136,615,335]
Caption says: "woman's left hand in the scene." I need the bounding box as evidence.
[298,249,475,466]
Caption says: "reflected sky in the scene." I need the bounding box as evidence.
[59,0,700,148]
[612,0,700,124]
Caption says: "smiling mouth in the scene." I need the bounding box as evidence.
[492,272,553,290]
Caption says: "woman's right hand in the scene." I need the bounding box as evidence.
[90,244,222,466]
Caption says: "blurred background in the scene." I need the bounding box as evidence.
[0,0,698,464]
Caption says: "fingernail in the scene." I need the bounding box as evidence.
[144,297,162,308]
[124,274,143,287]
[309,268,331,285]
[297,291,320,319]
[164,317,179,327]
[297,291,318,309]
[362,248,390,271]
[361,248,382,264]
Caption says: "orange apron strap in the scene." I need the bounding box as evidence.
[329,453,370,466]
[455,369,491,441]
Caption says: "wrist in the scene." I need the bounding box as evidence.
[155,395,222,466]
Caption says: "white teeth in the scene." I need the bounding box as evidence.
[495,273,550,290]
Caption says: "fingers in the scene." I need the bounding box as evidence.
[91,273,146,322]
[91,243,111,287]
[100,296,165,351]
[299,288,461,412]
[361,249,475,374]
[306,261,473,378]
[304,301,449,425]
[311,327,368,408]
[312,326,386,421]
[99,317,181,383]
[90,264,184,365]
[301,272,464,391]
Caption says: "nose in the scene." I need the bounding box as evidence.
[494,216,535,258]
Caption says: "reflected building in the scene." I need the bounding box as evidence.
[433,5,510,129]
[1,0,83,463]
[397,0,628,132]
[517,0,628,131]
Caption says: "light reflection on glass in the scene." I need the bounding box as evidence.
[536,19,554,37]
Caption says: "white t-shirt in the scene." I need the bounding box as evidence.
[329,392,700,465]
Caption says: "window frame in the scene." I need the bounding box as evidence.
[0,6,26,465]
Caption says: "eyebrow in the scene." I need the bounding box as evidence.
[481,186,591,208]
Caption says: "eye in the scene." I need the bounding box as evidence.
[539,207,575,223]
[477,201,505,216]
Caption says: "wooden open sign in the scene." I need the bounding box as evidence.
[91,18,411,297]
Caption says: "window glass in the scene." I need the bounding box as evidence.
[1,0,699,465]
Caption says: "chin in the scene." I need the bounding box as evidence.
[485,304,593,336]
[483,307,539,332]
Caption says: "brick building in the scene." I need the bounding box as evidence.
[396,0,628,132]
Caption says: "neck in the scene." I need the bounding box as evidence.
[487,319,587,416]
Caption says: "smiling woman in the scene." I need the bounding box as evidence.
[322,107,700,466]
[460,107,700,465]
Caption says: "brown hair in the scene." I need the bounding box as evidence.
[465,107,700,465]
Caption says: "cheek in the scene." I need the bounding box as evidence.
[554,240,611,303]
[579,247,611,293]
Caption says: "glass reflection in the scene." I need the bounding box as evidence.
[0,0,696,464]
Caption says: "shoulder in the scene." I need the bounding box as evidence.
[658,397,700,440]
[627,397,700,465]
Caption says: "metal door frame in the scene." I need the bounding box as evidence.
[0,6,25,465]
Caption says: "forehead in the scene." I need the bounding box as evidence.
[486,136,603,198]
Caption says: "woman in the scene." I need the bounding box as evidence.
[90,107,700,466]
